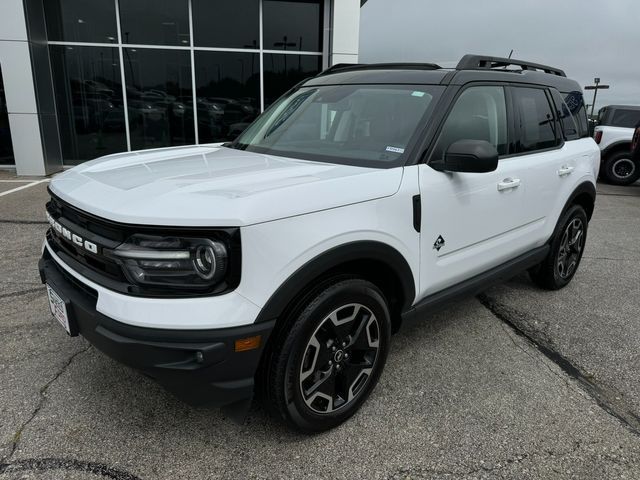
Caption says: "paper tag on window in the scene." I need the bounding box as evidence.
[385,146,405,154]
[411,91,426,97]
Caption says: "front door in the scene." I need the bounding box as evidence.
[417,85,537,299]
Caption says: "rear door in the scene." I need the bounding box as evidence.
[508,86,585,243]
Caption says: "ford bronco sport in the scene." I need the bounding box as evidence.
[39,55,599,432]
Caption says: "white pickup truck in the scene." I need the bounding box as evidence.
[594,105,640,185]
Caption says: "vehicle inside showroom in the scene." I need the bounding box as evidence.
[0,0,360,175]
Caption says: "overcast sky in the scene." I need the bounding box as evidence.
[359,0,640,110]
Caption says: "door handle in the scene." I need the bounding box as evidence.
[497,178,521,191]
[558,165,575,176]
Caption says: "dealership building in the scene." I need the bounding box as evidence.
[0,0,361,175]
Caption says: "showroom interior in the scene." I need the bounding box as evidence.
[0,0,361,175]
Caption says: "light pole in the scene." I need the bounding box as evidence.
[584,77,610,119]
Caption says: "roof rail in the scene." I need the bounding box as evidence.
[318,62,442,76]
[456,54,566,77]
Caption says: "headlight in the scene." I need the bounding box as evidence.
[105,234,228,292]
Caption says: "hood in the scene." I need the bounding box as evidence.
[49,145,403,226]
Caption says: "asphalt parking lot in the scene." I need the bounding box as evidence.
[1,174,639,479]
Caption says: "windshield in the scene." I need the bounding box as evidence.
[229,84,443,168]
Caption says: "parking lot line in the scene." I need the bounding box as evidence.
[0,179,40,183]
[0,179,49,198]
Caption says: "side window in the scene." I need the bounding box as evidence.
[432,86,508,161]
[512,87,559,153]
[550,89,579,141]
[611,109,640,128]
[562,91,589,138]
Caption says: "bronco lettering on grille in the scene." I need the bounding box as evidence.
[46,212,99,254]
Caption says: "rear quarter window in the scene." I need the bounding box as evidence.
[561,91,589,138]
[551,90,579,141]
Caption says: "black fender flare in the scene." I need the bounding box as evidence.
[602,140,631,159]
[560,181,596,222]
[253,241,416,324]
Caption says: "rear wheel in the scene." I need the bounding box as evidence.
[530,204,588,290]
[262,278,391,432]
[602,151,640,185]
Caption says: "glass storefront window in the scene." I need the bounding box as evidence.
[49,45,127,165]
[44,0,118,44]
[119,0,190,46]
[195,51,260,143]
[124,48,195,150]
[45,0,325,163]
[0,66,15,165]
[192,0,260,49]
[263,0,323,52]
[263,54,322,107]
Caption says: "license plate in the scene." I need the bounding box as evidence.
[47,284,71,335]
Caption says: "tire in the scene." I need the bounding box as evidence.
[602,151,640,186]
[529,204,588,290]
[262,278,391,433]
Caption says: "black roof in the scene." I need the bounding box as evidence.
[599,105,640,111]
[305,54,582,93]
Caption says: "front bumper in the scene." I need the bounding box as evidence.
[39,252,275,409]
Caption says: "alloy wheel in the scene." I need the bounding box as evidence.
[299,303,380,414]
[557,218,585,279]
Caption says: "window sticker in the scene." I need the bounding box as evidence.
[411,91,426,97]
[385,146,405,154]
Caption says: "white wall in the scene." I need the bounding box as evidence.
[0,0,47,175]
[331,0,360,65]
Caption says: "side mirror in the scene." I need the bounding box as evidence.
[443,139,499,173]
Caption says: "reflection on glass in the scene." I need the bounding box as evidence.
[263,0,322,52]
[124,48,194,150]
[49,45,127,165]
[192,0,259,49]
[44,0,118,43]
[195,52,260,143]
[0,67,14,165]
[263,54,322,107]
[119,0,190,46]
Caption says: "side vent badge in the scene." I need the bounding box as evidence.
[433,235,445,251]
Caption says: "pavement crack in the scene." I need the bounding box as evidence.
[478,293,640,438]
[496,319,583,396]
[0,458,142,480]
[0,287,44,301]
[582,256,631,261]
[0,219,48,225]
[1,344,91,464]
[596,192,640,197]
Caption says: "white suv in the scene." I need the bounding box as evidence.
[39,55,600,432]
[594,105,640,185]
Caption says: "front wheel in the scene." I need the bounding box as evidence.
[530,204,588,290]
[602,151,640,186]
[262,278,391,432]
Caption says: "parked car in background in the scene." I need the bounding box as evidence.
[594,105,640,185]
[631,123,640,164]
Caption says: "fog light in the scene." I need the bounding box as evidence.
[235,335,262,352]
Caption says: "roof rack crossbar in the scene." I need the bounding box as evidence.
[318,62,442,77]
[456,54,566,77]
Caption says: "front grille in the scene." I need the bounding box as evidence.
[45,191,242,298]
[46,197,128,285]
[43,248,98,303]
[46,229,125,283]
